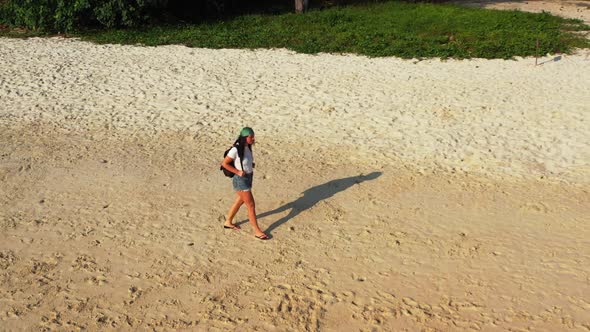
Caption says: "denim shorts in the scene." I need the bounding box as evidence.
[232,173,253,191]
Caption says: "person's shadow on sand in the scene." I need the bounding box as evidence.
[239,172,382,237]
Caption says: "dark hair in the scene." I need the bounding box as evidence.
[234,135,252,161]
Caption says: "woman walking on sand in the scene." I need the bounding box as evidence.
[221,127,269,240]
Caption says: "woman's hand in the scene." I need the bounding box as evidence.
[237,170,245,177]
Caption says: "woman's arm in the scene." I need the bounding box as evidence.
[221,156,244,177]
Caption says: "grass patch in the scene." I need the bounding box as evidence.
[2,1,589,59]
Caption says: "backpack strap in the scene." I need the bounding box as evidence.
[234,142,245,174]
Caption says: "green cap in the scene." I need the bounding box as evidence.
[240,127,254,137]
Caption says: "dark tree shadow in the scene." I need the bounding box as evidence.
[238,171,382,236]
[165,0,406,22]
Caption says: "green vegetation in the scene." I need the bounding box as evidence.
[0,0,166,32]
[1,1,588,59]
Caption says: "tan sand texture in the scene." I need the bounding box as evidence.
[1,3,590,331]
[460,0,590,25]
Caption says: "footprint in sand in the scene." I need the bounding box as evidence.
[39,310,67,330]
[96,313,118,328]
[356,304,396,325]
[0,250,18,269]
[124,286,143,305]
[0,214,18,230]
[447,233,483,258]
[85,275,107,285]
[72,255,98,273]
[30,260,57,275]
[266,286,326,332]
[519,202,549,213]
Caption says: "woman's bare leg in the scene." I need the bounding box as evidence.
[237,190,266,237]
[225,194,243,229]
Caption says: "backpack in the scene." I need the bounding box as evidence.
[220,142,244,178]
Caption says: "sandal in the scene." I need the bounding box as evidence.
[255,234,269,240]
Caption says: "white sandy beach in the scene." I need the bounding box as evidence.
[1,1,590,331]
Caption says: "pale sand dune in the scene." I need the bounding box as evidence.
[1,2,590,331]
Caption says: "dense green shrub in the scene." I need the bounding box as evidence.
[78,1,589,59]
[0,0,293,31]
[0,0,167,32]
[0,2,8,26]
